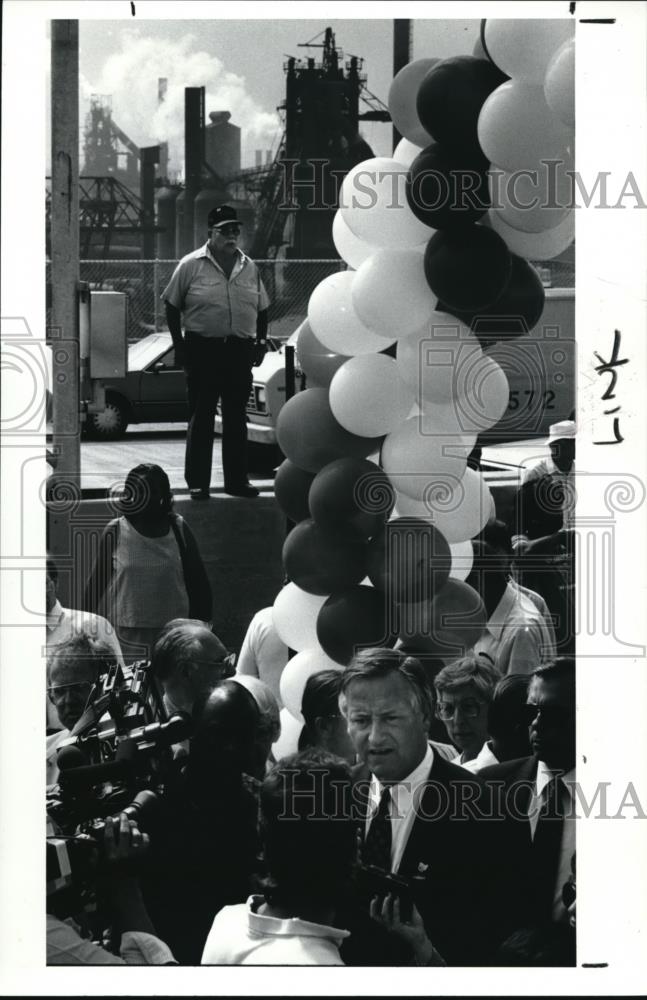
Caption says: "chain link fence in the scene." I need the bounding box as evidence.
[46,259,347,342]
[45,256,574,343]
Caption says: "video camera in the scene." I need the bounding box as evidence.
[47,659,192,836]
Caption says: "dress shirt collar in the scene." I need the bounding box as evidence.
[536,759,576,799]
[246,895,350,944]
[46,600,64,631]
[199,242,248,276]
[368,742,434,820]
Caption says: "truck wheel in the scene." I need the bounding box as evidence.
[86,393,129,440]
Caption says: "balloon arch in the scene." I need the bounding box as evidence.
[270,20,575,746]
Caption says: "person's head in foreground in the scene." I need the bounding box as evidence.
[299,669,356,764]
[339,648,434,783]
[189,680,262,789]
[433,655,502,763]
[47,631,117,732]
[487,673,531,762]
[525,657,575,772]
[260,749,355,918]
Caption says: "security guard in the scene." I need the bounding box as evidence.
[163,205,270,498]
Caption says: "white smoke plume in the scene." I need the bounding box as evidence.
[82,32,280,174]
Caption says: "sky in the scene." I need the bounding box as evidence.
[69,17,482,171]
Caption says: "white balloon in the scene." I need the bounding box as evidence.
[393,137,424,167]
[332,211,378,269]
[452,353,510,432]
[478,81,571,174]
[544,37,575,127]
[272,583,329,652]
[484,19,574,84]
[488,163,572,234]
[351,249,437,340]
[308,271,395,355]
[388,58,438,146]
[449,540,474,581]
[396,312,482,405]
[340,157,434,249]
[272,708,303,761]
[329,354,415,438]
[396,468,493,543]
[279,648,343,722]
[488,207,574,260]
[381,416,473,502]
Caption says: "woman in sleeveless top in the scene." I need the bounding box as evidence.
[84,464,212,662]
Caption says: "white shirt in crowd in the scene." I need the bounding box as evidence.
[458,741,500,774]
[366,743,434,874]
[236,607,288,708]
[201,895,349,965]
[472,581,557,675]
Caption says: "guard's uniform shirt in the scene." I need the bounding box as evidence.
[162,244,270,339]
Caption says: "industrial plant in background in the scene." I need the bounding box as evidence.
[46,28,388,265]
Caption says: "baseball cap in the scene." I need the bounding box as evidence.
[208,205,239,229]
[547,419,576,444]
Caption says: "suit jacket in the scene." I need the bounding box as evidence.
[479,754,557,930]
[348,752,512,966]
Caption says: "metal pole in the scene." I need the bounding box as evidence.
[393,19,412,152]
[50,20,80,534]
[153,258,160,332]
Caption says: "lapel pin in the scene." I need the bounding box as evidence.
[417,862,429,874]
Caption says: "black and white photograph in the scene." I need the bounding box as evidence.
[1,0,646,994]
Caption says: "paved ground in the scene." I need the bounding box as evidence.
[78,423,277,493]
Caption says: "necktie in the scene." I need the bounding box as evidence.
[532,775,565,916]
[363,786,392,872]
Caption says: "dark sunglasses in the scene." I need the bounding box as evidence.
[521,703,574,728]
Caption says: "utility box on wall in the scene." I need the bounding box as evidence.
[90,291,127,379]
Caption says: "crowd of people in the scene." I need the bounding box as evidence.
[45,426,577,967]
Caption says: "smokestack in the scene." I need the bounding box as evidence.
[158,77,168,104]
[182,86,205,255]
[266,149,272,164]
[255,149,262,167]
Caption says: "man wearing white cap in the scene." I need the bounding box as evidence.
[512,420,576,553]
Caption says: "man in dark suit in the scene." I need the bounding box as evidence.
[338,647,510,966]
[479,657,576,939]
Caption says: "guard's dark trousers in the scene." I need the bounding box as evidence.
[184,332,254,491]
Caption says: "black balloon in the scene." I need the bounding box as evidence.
[282,519,368,596]
[367,517,452,604]
[316,585,397,666]
[424,225,512,312]
[406,142,490,231]
[309,458,395,540]
[274,460,315,523]
[437,253,545,344]
[416,56,505,155]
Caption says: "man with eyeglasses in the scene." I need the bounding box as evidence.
[162,205,270,499]
[46,632,118,787]
[151,619,235,720]
[479,657,576,935]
